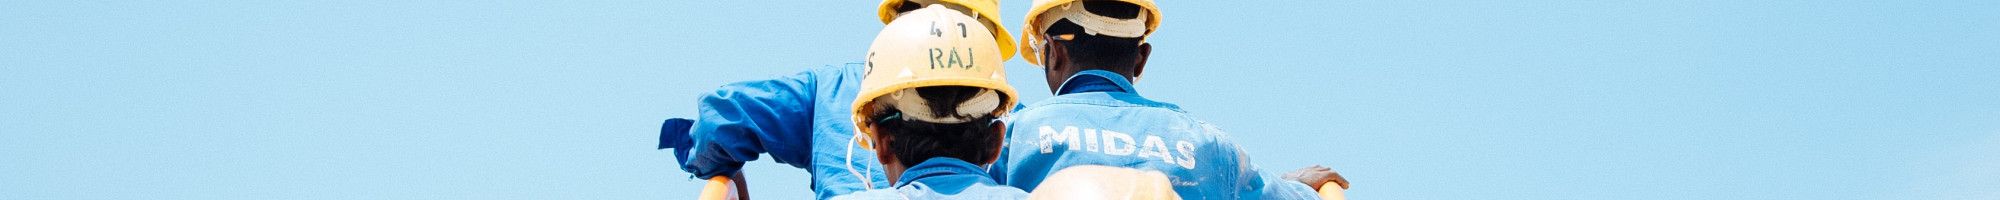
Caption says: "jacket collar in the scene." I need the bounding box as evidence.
[895,157,998,195]
[1056,70,1137,95]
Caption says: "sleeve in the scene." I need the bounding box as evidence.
[669,68,826,179]
[1201,121,1322,200]
[1257,171,1323,200]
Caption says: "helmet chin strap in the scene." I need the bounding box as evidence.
[883,88,1003,124]
[846,133,877,189]
[1035,1,1149,39]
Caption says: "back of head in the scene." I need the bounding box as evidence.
[868,86,1008,165]
[1019,0,1163,70]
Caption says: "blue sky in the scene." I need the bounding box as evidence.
[3,0,1996,199]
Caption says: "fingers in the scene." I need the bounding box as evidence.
[1283,165,1330,189]
[1326,169,1349,189]
[1285,164,1352,190]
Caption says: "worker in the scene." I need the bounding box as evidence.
[998,0,1349,199]
[655,1,1017,199]
[829,6,1025,199]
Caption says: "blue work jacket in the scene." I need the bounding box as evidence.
[999,70,1321,200]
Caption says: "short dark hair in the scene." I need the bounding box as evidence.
[1045,1,1147,72]
[868,86,1006,166]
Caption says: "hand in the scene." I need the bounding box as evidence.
[1283,165,1348,190]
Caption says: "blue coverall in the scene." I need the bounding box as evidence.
[829,158,1029,200]
[999,70,1322,200]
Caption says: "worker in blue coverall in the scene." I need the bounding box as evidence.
[656,1,1019,199]
[829,6,1027,199]
[659,0,1349,199]
[998,0,1350,199]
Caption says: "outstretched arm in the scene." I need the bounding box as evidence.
[664,67,831,178]
[1198,122,1347,200]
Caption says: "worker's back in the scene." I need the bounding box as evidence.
[1000,70,1272,199]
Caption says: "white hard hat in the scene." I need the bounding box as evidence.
[878,0,1016,60]
[851,5,1018,149]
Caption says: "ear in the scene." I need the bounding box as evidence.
[1041,39,1072,94]
[1131,42,1151,81]
[983,121,1008,165]
[1044,40,1069,72]
[872,134,896,165]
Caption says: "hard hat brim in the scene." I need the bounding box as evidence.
[849,78,1018,149]
[1019,0,1162,66]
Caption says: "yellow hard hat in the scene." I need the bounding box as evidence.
[879,0,1017,60]
[1026,165,1183,200]
[852,5,1019,149]
[1018,0,1162,65]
